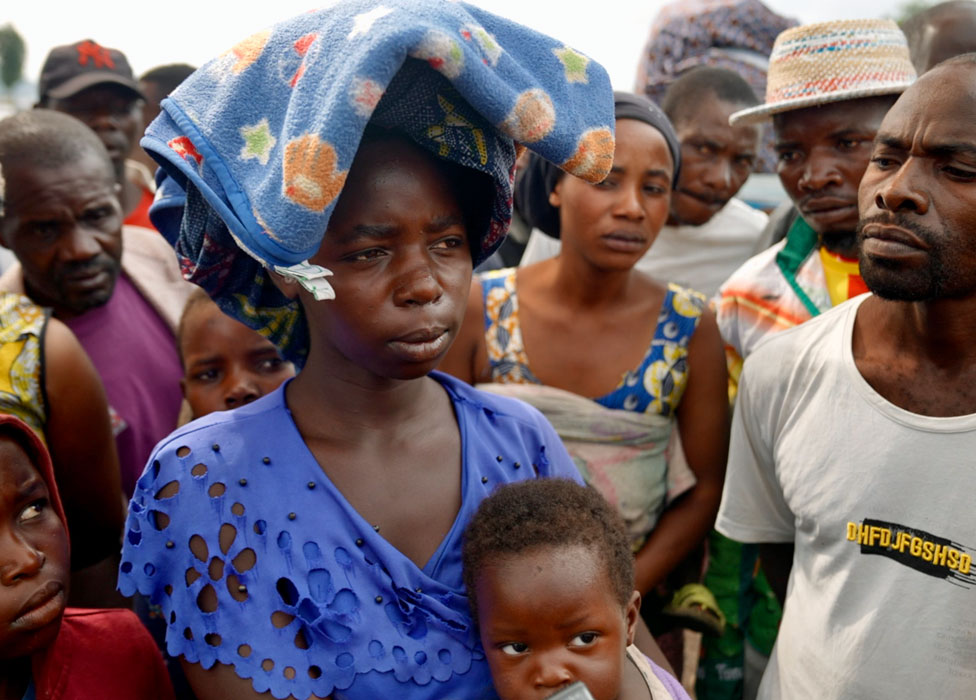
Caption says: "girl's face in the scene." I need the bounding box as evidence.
[475,544,640,700]
[0,436,69,659]
[553,118,673,271]
[293,137,474,382]
[180,301,295,418]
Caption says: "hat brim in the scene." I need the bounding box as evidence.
[729,82,914,126]
[43,72,145,101]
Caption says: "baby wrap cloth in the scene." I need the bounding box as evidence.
[143,0,615,365]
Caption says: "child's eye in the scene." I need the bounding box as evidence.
[20,499,46,522]
[499,642,529,656]
[257,357,285,372]
[193,368,220,383]
[569,632,600,647]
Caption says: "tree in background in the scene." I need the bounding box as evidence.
[0,24,26,95]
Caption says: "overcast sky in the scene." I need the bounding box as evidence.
[6,0,906,92]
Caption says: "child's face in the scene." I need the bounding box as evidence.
[0,436,69,659]
[181,302,295,417]
[475,544,640,700]
[290,137,473,381]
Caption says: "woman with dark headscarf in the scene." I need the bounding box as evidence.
[443,92,729,639]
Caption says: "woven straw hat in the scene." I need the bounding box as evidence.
[729,19,916,125]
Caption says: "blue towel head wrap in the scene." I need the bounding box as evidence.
[144,0,615,366]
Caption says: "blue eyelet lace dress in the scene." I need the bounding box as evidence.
[118,372,581,699]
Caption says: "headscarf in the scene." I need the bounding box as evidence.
[633,0,797,172]
[516,92,681,239]
[143,0,616,367]
[0,414,66,533]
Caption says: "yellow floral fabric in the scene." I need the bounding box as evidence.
[0,293,48,438]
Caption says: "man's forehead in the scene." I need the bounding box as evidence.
[3,158,117,211]
[881,63,976,144]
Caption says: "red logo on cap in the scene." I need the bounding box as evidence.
[77,41,115,69]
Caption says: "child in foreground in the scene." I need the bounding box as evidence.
[463,479,691,700]
[177,288,294,420]
[0,413,173,699]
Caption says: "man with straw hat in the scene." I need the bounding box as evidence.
[715,19,916,397]
[704,18,916,700]
[716,52,976,698]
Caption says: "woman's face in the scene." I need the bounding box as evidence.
[297,136,474,382]
[552,118,673,271]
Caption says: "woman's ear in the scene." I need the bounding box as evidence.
[625,590,641,646]
[548,180,562,208]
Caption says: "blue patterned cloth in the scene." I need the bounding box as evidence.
[480,269,707,417]
[143,0,615,365]
[118,373,582,699]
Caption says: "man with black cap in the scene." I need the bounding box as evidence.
[36,39,155,230]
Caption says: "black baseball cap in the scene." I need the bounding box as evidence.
[38,39,146,102]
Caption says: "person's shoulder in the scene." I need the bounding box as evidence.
[0,292,46,332]
[718,238,787,297]
[665,282,707,308]
[435,372,553,431]
[719,198,769,230]
[153,383,288,453]
[121,224,181,273]
[745,295,862,372]
[61,606,148,635]
[123,223,169,249]
[59,608,162,660]
[57,608,173,698]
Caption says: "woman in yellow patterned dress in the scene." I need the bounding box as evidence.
[0,290,123,601]
[443,94,729,609]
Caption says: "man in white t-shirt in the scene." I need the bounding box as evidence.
[716,55,976,698]
[519,68,768,298]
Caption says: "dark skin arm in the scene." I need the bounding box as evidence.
[759,542,794,608]
[43,318,124,568]
[634,308,730,594]
[181,661,331,700]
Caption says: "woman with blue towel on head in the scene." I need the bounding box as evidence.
[117,1,621,698]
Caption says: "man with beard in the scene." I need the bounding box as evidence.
[0,110,192,498]
[517,68,767,298]
[715,54,976,698]
[703,20,917,700]
[715,19,917,396]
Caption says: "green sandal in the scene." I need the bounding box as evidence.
[661,583,727,637]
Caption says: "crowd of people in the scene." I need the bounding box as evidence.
[0,0,974,698]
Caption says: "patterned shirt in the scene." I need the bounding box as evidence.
[0,293,48,438]
[715,214,867,398]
